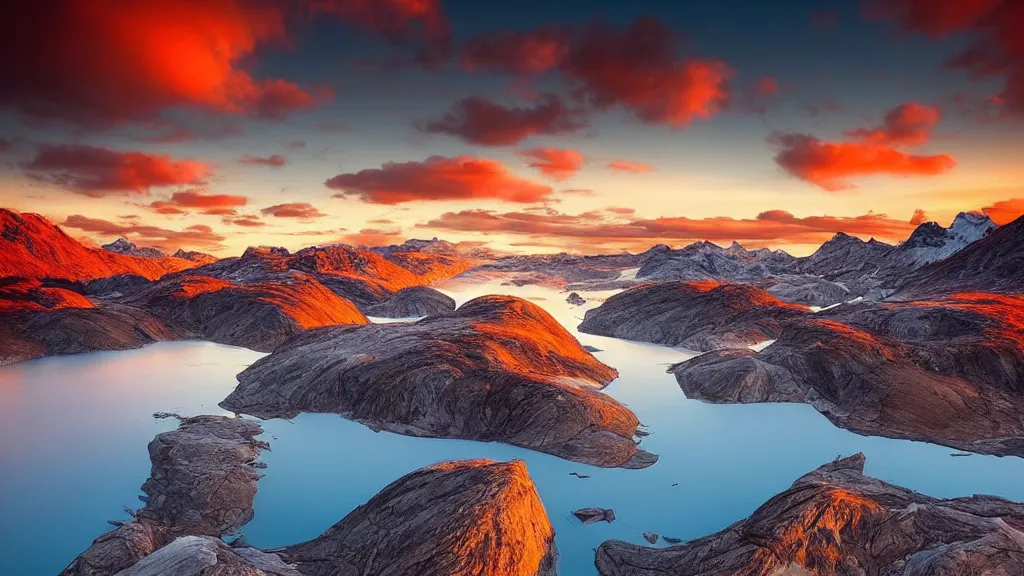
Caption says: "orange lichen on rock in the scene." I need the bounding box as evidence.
[291,245,421,291]
[682,279,724,293]
[0,278,95,313]
[903,292,1024,349]
[0,209,196,281]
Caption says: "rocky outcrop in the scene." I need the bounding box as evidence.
[223,295,656,468]
[102,238,166,259]
[278,459,558,576]
[61,416,268,576]
[123,272,368,352]
[895,214,1024,299]
[0,278,176,365]
[670,293,1024,457]
[566,292,587,306]
[596,454,1024,575]
[0,209,196,281]
[84,274,152,298]
[579,281,809,352]
[363,285,456,318]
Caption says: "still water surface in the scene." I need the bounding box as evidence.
[2,280,1023,574]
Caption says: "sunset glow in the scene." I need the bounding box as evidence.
[1,0,1021,257]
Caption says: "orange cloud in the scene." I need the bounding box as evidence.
[23,144,210,197]
[910,208,929,225]
[239,154,288,167]
[458,17,732,127]
[769,132,955,191]
[326,155,553,204]
[607,159,654,173]
[418,94,587,146]
[337,227,405,246]
[223,214,266,227]
[260,203,326,219]
[982,198,1024,225]
[419,207,921,250]
[844,102,942,146]
[62,214,224,251]
[518,148,584,181]
[0,1,327,128]
[149,190,248,216]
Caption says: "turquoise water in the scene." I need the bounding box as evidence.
[3,281,1024,574]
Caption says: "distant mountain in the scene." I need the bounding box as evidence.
[0,209,196,282]
[894,214,1024,298]
[102,237,167,259]
[172,249,218,265]
[637,240,798,282]
[889,212,995,269]
[799,233,893,278]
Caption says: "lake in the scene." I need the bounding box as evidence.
[3,280,1023,574]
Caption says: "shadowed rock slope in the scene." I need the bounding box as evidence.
[895,213,1024,299]
[596,454,1024,575]
[363,285,456,317]
[671,293,1024,457]
[122,272,368,352]
[223,295,657,468]
[579,281,809,352]
[0,209,196,281]
[278,459,557,576]
[0,277,177,365]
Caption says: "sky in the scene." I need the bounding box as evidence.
[1,0,1023,257]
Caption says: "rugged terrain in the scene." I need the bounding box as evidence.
[595,454,1024,575]
[61,416,558,576]
[671,293,1024,457]
[578,281,809,351]
[0,209,196,281]
[223,295,657,468]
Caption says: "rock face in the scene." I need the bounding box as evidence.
[896,213,1024,299]
[363,285,456,318]
[0,209,196,281]
[223,295,657,468]
[566,292,587,306]
[61,416,268,576]
[595,454,1024,576]
[579,281,809,352]
[102,238,167,259]
[279,459,558,576]
[671,293,1024,457]
[123,272,368,352]
[0,278,176,365]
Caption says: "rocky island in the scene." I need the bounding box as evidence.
[578,281,809,351]
[222,295,657,468]
[596,453,1024,575]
